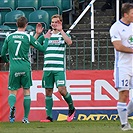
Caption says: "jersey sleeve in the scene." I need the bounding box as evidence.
[1,37,9,63]
[110,24,121,42]
[30,35,48,53]
[37,35,44,45]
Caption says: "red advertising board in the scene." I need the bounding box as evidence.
[0,70,120,122]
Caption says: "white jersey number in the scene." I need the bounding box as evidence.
[14,40,22,56]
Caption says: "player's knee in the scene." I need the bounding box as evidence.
[58,86,67,96]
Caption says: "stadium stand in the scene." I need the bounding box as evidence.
[39,0,62,21]
[62,0,73,24]
[3,10,25,30]
[16,0,38,21]
[0,13,1,25]
[0,25,11,31]
[0,33,6,56]
[79,0,86,11]
[0,0,115,71]
[0,0,16,24]
[26,25,35,36]
[0,0,15,9]
[62,0,73,13]
[79,0,86,3]
[28,10,49,30]
[0,25,11,56]
[26,25,35,32]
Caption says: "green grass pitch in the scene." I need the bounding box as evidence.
[0,120,133,133]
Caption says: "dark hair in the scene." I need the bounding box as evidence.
[51,14,63,22]
[121,3,133,17]
[17,16,28,28]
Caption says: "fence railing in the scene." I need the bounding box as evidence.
[66,30,114,70]
[0,29,114,71]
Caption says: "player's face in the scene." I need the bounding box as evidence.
[126,9,133,23]
[51,18,60,30]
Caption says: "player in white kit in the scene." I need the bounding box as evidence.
[110,3,133,131]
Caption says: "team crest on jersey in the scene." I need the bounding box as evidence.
[128,35,133,45]
[58,37,61,41]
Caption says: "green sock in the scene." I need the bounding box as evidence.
[45,96,53,118]
[64,92,74,110]
[8,94,16,108]
[23,95,31,119]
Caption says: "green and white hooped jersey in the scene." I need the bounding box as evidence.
[38,32,71,71]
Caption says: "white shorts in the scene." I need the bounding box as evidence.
[114,67,133,92]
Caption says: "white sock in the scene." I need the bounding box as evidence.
[117,102,128,125]
[127,98,133,115]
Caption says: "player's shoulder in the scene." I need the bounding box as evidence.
[111,21,120,28]
[130,22,133,26]
[5,31,19,40]
[8,31,29,37]
[12,31,32,41]
[110,21,121,32]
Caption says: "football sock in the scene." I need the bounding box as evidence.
[45,96,53,118]
[117,102,128,125]
[8,94,16,108]
[23,95,31,119]
[64,92,74,110]
[127,98,133,115]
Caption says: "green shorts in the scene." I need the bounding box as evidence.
[8,70,32,90]
[42,71,66,88]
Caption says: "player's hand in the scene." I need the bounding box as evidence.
[55,20,63,32]
[36,23,44,34]
[44,30,52,39]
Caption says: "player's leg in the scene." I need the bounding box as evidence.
[22,89,31,123]
[40,71,54,122]
[21,71,32,123]
[8,71,20,123]
[127,98,133,115]
[42,89,53,122]
[58,86,75,122]
[117,90,129,126]
[8,90,17,123]
[115,67,132,130]
[55,71,75,122]
[127,74,133,115]
[8,90,17,109]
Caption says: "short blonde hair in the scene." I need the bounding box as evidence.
[51,14,63,22]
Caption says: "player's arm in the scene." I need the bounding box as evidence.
[34,23,44,39]
[112,40,133,53]
[30,36,48,52]
[56,20,72,45]
[1,38,9,63]
[60,30,72,45]
[30,30,51,52]
[110,25,133,53]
